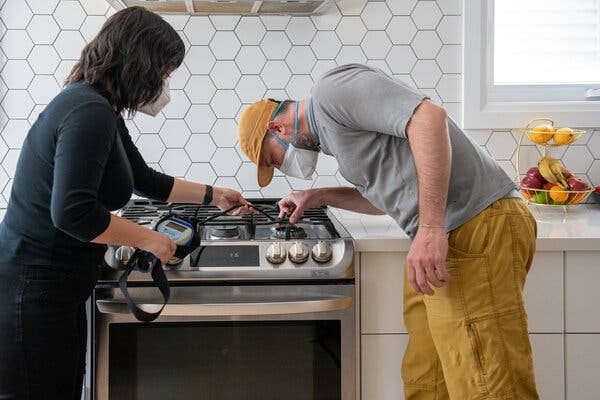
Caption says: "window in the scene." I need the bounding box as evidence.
[464,0,600,129]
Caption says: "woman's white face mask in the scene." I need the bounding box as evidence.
[269,101,318,180]
[138,80,170,116]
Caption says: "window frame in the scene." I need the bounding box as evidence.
[463,0,600,129]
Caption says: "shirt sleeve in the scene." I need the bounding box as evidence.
[312,64,428,139]
[117,118,174,201]
[51,101,117,242]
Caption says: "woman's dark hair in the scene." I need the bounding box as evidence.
[65,6,185,115]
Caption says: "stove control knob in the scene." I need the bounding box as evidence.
[115,246,135,268]
[311,241,332,263]
[166,256,183,266]
[289,241,309,263]
[266,242,287,264]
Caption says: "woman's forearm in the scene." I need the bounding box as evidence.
[91,214,177,265]
[166,178,208,204]
[91,214,155,247]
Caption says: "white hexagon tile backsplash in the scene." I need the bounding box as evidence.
[1,0,600,217]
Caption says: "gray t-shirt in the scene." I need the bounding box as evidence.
[306,64,517,238]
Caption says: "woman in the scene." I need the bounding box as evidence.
[0,7,249,399]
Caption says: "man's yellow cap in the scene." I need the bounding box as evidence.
[238,99,278,187]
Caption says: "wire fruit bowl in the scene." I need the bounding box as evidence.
[520,117,585,147]
[519,186,594,206]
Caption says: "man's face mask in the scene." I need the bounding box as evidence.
[138,80,170,117]
[269,101,318,180]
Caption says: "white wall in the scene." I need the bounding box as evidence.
[0,0,599,219]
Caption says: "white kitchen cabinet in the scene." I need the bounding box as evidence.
[566,334,600,400]
[565,252,600,332]
[524,252,564,333]
[530,334,564,400]
[360,252,407,334]
[359,250,579,399]
[360,251,562,334]
[361,334,407,400]
[361,333,563,400]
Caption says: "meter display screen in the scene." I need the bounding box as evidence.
[165,221,187,233]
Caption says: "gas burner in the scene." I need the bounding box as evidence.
[270,225,307,240]
[210,225,241,240]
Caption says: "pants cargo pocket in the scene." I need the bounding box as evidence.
[424,253,492,399]
[466,313,523,398]
[467,322,486,378]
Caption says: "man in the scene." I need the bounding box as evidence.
[237,64,539,399]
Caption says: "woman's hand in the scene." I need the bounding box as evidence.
[213,187,252,215]
[136,230,177,265]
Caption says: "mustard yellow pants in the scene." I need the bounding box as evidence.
[402,198,539,400]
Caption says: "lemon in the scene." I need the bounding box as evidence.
[553,127,574,145]
[529,124,554,144]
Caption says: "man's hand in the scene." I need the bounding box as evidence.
[213,187,252,215]
[406,228,449,295]
[278,190,321,223]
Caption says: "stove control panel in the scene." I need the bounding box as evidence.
[264,240,334,265]
[104,238,353,281]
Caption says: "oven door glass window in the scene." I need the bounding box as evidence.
[108,321,341,400]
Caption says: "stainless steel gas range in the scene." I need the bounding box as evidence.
[92,199,356,400]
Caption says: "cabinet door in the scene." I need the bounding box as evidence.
[566,334,600,400]
[565,252,600,332]
[361,334,407,400]
[524,252,564,333]
[361,252,407,334]
[530,334,564,400]
[361,334,563,400]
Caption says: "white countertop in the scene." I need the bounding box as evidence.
[330,204,600,252]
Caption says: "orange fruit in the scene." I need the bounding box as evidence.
[543,182,554,190]
[529,124,555,144]
[569,192,585,204]
[549,185,569,203]
[520,189,532,199]
[553,127,574,145]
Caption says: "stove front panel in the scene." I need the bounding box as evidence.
[100,238,354,282]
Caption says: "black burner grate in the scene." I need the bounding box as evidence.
[119,199,338,239]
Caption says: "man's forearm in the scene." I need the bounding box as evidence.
[314,187,385,215]
[406,101,451,226]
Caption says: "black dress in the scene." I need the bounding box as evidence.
[0,82,174,399]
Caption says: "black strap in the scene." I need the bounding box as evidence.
[173,232,200,259]
[117,213,200,322]
[118,251,169,322]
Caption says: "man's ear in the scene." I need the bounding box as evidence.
[267,120,284,134]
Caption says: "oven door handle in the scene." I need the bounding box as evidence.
[96,295,352,317]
